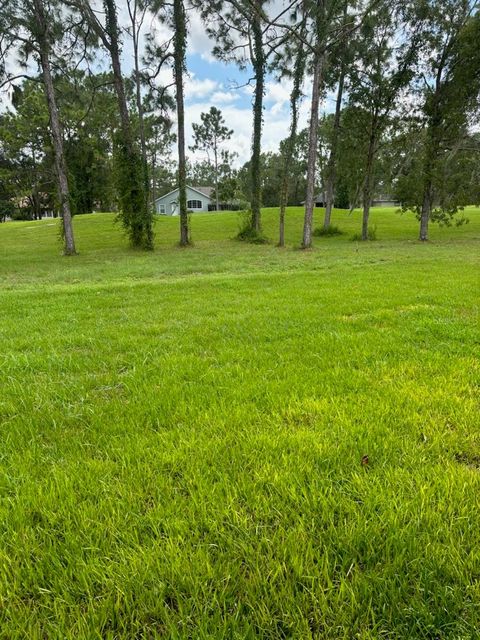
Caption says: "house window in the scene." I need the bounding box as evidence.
[159,204,166,214]
[187,199,202,209]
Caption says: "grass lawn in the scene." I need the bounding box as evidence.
[0,206,479,639]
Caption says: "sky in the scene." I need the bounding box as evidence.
[0,2,336,167]
[134,6,318,166]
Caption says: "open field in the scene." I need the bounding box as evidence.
[0,207,479,638]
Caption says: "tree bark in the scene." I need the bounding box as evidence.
[79,0,152,248]
[361,118,377,241]
[103,0,132,146]
[151,148,157,211]
[33,0,76,255]
[302,48,325,249]
[250,6,265,233]
[279,27,305,247]
[174,0,190,245]
[419,180,433,241]
[324,63,345,228]
[214,143,219,213]
[130,1,149,207]
[419,98,441,242]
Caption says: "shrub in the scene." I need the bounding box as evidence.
[236,210,268,244]
[351,225,378,241]
[313,225,344,237]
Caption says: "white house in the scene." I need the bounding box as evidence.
[371,194,401,207]
[154,186,214,215]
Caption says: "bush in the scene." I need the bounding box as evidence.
[313,225,344,237]
[236,210,268,244]
[351,225,377,241]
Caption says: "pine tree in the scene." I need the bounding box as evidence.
[190,107,234,213]
[0,0,77,254]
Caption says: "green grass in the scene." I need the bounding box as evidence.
[0,206,479,639]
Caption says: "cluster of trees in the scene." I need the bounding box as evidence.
[0,0,479,254]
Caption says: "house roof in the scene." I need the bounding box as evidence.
[300,193,326,205]
[372,194,399,201]
[192,186,214,197]
[154,185,213,202]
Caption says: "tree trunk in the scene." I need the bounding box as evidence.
[419,118,439,242]
[102,0,152,249]
[32,187,41,220]
[174,0,190,246]
[250,6,265,233]
[419,180,433,241]
[103,1,135,150]
[33,0,76,255]
[302,48,326,249]
[132,12,149,205]
[214,145,219,212]
[151,150,157,211]
[361,122,377,241]
[324,63,345,228]
[279,26,305,247]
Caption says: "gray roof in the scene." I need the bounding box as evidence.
[192,186,214,197]
[372,194,398,201]
[154,185,214,202]
[300,193,326,205]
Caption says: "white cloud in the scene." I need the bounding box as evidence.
[185,76,219,99]
[187,11,216,61]
[210,91,238,104]
[265,80,292,115]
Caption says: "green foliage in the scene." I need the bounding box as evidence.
[334,176,350,209]
[0,207,479,637]
[190,106,233,157]
[113,134,154,250]
[236,210,268,243]
[351,225,377,241]
[313,224,344,237]
[0,75,120,220]
[239,150,306,208]
[399,6,480,231]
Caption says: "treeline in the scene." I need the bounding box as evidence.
[0,0,479,254]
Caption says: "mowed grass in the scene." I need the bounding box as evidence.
[0,206,479,639]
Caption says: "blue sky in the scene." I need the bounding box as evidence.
[0,2,324,166]
[146,6,317,166]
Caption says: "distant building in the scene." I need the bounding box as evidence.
[300,192,401,208]
[371,194,400,207]
[155,186,213,215]
[154,186,243,215]
[300,193,327,207]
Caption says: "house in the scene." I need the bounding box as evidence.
[155,186,214,215]
[299,192,401,208]
[371,194,400,207]
[300,193,326,207]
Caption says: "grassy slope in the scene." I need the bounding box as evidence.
[0,207,479,639]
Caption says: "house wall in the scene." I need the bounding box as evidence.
[371,200,400,208]
[155,187,211,215]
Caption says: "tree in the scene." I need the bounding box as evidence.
[70,0,153,249]
[0,80,53,220]
[347,0,422,240]
[173,0,190,245]
[126,0,150,179]
[195,0,280,238]
[144,110,176,210]
[0,0,77,254]
[56,72,118,213]
[300,0,347,248]
[148,0,191,244]
[409,0,480,240]
[323,0,351,228]
[273,8,307,246]
[190,107,234,212]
